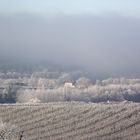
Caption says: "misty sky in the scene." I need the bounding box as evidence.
[0,0,140,77]
[0,0,140,17]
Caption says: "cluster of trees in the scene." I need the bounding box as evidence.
[0,71,140,103]
[17,77,140,103]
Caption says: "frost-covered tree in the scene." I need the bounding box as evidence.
[1,82,18,103]
[75,77,91,89]
[0,120,25,140]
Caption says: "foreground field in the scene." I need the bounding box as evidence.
[0,102,140,140]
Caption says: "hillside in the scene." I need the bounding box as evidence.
[0,102,140,140]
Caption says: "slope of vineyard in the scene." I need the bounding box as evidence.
[0,102,140,140]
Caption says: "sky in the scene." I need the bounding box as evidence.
[0,0,140,78]
[0,0,140,17]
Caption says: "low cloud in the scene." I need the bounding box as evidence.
[0,14,140,77]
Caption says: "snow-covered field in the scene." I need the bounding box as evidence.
[0,102,140,140]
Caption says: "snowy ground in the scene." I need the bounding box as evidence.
[0,102,140,140]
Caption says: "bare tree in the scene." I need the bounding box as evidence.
[19,131,24,140]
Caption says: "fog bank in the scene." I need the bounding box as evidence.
[0,15,140,77]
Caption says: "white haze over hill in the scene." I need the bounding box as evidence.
[0,14,140,77]
[0,1,140,103]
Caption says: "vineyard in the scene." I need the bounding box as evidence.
[0,102,140,140]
